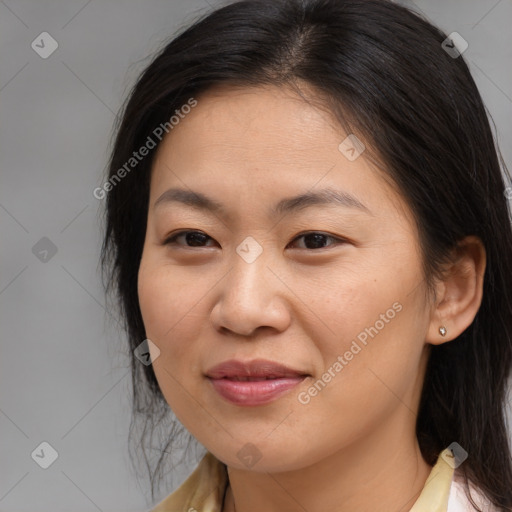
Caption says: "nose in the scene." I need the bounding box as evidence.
[209,245,292,338]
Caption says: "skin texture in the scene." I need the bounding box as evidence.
[137,84,486,512]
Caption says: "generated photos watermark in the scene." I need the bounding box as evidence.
[93,97,197,200]
[298,301,403,404]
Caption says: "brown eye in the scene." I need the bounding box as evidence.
[288,232,344,250]
[164,230,215,247]
[163,230,345,250]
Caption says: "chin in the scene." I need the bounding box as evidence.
[205,437,322,473]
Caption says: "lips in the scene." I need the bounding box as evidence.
[205,359,309,406]
[206,359,307,380]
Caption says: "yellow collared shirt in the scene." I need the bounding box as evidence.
[150,448,495,512]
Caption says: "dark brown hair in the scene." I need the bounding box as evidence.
[101,0,512,508]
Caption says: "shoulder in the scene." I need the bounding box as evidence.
[447,471,500,512]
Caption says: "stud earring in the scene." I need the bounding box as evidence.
[439,326,447,337]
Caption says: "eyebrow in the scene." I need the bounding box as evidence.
[153,187,372,217]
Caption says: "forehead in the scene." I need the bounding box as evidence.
[148,84,409,223]
[162,85,341,160]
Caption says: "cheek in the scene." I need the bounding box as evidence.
[317,301,426,412]
[138,260,202,344]
[299,259,427,408]
[137,264,198,390]
[138,260,206,419]
[294,315,426,453]
[299,266,402,356]
[138,263,172,339]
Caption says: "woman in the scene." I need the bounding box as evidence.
[100,0,512,510]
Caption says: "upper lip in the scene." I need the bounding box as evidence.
[205,359,308,379]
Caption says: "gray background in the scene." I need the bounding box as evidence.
[1,1,511,511]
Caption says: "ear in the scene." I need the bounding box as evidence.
[426,236,486,345]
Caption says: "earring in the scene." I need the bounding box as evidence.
[439,326,447,337]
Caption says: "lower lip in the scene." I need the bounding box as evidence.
[208,376,306,406]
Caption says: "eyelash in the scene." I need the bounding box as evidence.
[162,230,347,250]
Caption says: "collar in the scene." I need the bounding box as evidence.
[151,448,455,512]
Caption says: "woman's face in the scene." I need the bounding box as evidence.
[138,84,434,471]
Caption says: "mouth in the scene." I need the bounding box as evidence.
[206,358,307,379]
[220,376,294,381]
[205,359,309,406]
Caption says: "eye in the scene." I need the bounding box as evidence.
[163,230,345,250]
[163,230,216,248]
[288,231,345,250]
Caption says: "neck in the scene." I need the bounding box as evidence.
[223,417,432,512]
